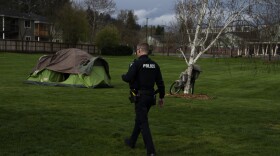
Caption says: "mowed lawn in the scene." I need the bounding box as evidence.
[0,52,280,156]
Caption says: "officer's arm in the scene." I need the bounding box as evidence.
[155,65,165,99]
[122,62,138,83]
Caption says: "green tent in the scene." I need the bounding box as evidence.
[26,48,112,88]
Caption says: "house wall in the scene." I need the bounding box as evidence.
[1,10,54,42]
[2,17,19,40]
[18,19,35,40]
[34,23,50,41]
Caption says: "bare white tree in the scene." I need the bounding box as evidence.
[175,0,261,94]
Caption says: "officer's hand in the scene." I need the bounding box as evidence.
[121,74,125,79]
[158,98,164,108]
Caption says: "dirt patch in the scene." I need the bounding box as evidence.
[167,93,212,100]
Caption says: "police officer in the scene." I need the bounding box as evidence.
[122,43,165,156]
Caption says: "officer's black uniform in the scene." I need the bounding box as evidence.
[122,55,165,155]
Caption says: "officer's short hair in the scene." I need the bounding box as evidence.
[137,43,149,53]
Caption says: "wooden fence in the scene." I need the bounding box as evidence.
[0,39,99,54]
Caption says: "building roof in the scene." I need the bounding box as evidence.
[0,9,48,23]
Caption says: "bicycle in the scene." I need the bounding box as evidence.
[169,65,201,95]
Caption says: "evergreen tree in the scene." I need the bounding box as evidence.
[155,25,165,36]
[126,10,139,30]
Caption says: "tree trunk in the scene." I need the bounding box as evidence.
[184,64,194,94]
[183,47,195,94]
[254,45,256,56]
[269,43,272,61]
[256,45,260,56]
[274,45,278,56]
[265,45,269,55]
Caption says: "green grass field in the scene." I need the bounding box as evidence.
[1,52,280,156]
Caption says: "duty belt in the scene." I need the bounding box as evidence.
[138,90,159,95]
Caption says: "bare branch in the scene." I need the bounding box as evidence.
[193,2,253,63]
[177,48,189,65]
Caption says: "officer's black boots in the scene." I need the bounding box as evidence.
[124,138,156,155]
[124,138,135,149]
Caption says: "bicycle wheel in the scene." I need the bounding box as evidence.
[169,81,182,95]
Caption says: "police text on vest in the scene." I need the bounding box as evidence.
[143,64,155,68]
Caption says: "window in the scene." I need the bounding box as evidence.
[25,20,31,28]
[25,36,31,41]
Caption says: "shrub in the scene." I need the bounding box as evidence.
[95,25,120,49]
[101,45,133,56]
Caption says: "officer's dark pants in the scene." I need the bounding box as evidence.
[130,95,155,154]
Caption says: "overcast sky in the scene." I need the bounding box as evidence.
[114,0,176,26]
[75,0,177,26]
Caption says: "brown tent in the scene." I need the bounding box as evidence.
[31,48,93,74]
[27,48,112,88]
